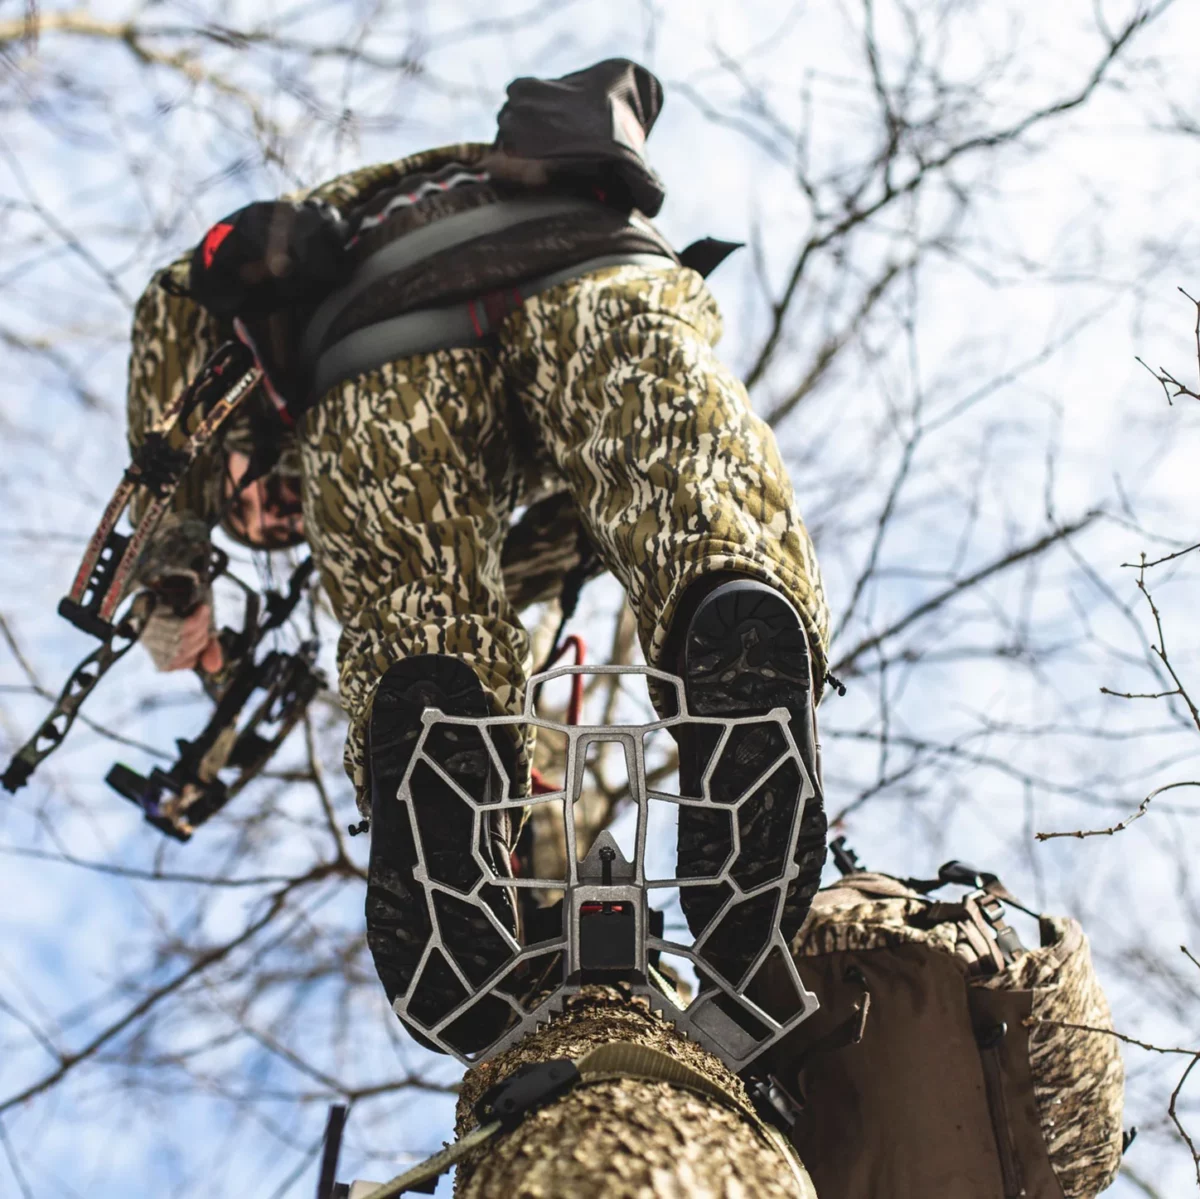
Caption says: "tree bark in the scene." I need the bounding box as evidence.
[452,987,816,1199]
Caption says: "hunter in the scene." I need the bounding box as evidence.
[126,58,831,1047]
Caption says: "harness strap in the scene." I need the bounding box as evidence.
[352,1042,815,1198]
[303,195,609,356]
[307,251,676,398]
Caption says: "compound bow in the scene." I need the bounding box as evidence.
[2,340,325,841]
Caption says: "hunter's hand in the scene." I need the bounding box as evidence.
[140,599,224,674]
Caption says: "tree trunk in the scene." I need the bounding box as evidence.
[452,987,816,1198]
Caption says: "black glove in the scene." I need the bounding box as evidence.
[189,200,349,319]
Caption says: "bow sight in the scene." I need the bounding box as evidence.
[2,339,324,840]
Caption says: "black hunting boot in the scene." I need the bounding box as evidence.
[364,655,518,1053]
[671,578,828,989]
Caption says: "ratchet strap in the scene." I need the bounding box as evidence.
[353,1042,814,1198]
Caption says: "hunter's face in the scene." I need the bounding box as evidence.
[223,450,305,548]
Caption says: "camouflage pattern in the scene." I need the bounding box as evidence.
[126,143,640,577]
[298,339,533,799]
[126,255,226,528]
[126,258,585,585]
[126,145,831,814]
[791,877,1125,1198]
[298,261,831,809]
[131,513,217,590]
[497,262,829,678]
[989,916,1126,1198]
[124,143,495,533]
[454,987,814,1199]
[301,143,490,209]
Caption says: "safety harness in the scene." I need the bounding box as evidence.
[306,250,675,398]
[299,191,737,399]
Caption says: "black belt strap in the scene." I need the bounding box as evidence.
[302,195,609,357]
[308,251,677,398]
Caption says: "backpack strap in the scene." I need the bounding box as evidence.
[788,968,872,1075]
[904,859,1032,971]
[906,859,1039,917]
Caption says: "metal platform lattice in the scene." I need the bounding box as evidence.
[390,664,820,1070]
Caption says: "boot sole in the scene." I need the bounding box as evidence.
[365,656,517,1053]
[676,581,827,987]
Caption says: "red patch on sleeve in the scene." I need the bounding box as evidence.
[201,221,235,269]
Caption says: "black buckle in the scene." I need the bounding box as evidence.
[972,893,1024,963]
[474,1060,580,1130]
[830,835,863,876]
[938,859,986,889]
[746,1073,804,1132]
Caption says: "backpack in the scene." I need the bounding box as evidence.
[763,858,1126,1198]
[495,58,667,216]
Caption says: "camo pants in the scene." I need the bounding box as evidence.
[296,263,831,811]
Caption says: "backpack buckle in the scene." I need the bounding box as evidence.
[971,892,1025,965]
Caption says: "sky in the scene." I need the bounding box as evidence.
[1,0,1199,1195]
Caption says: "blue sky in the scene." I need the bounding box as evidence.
[2,1,1199,1194]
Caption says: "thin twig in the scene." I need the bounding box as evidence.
[831,512,1100,674]
[0,877,316,1113]
[1035,780,1200,841]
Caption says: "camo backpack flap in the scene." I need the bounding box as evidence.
[975,914,1125,1198]
[763,871,1124,1199]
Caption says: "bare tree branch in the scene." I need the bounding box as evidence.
[831,511,1101,675]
